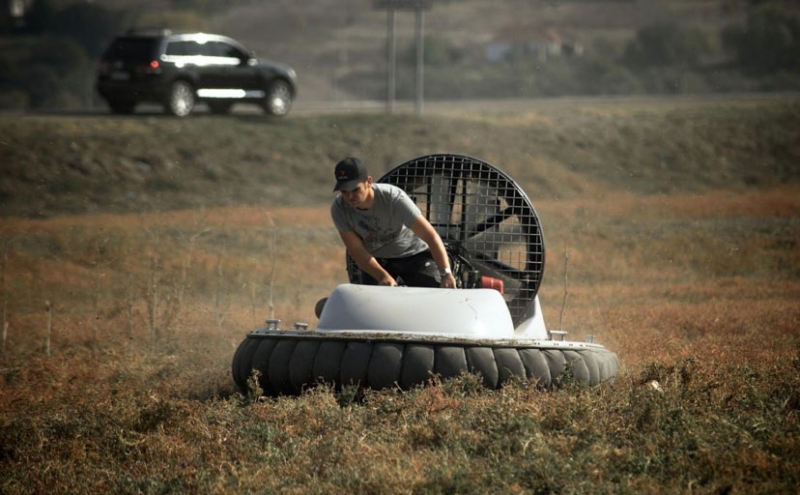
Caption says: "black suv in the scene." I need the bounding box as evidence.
[96,29,297,117]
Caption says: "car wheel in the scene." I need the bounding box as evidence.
[207,100,233,115]
[107,99,136,115]
[262,79,292,116]
[166,81,195,117]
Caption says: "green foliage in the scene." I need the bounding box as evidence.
[622,21,710,69]
[23,0,57,34]
[5,35,92,109]
[48,3,128,57]
[0,89,28,109]
[145,177,184,193]
[245,368,263,402]
[0,6,10,36]
[30,35,90,76]
[135,9,208,32]
[171,0,257,14]
[0,0,118,110]
[576,54,643,95]
[722,2,800,75]
[336,383,364,407]
[398,35,464,66]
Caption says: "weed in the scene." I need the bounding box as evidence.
[438,371,487,397]
[336,383,363,407]
[1,99,799,494]
[245,368,263,403]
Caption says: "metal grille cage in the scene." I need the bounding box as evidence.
[346,153,545,325]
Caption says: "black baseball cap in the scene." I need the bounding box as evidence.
[333,157,368,192]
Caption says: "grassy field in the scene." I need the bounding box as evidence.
[1,96,799,493]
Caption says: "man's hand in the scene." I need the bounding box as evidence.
[440,272,457,289]
[340,231,397,286]
[411,216,457,290]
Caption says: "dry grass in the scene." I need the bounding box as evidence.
[1,97,799,493]
[4,96,799,219]
[1,182,799,493]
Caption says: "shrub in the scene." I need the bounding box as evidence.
[622,21,711,70]
[575,54,643,95]
[722,3,800,75]
[47,3,127,58]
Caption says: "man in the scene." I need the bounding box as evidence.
[331,156,457,289]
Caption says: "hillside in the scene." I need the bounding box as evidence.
[1,95,799,219]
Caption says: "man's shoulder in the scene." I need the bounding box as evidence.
[373,183,420,220]
[330,195,349,217]
[373,183,401,193]
[373,183,406,200]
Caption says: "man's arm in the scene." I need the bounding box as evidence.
[410,216,457,289]
[339,230,397,286]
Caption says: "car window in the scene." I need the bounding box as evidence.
[207,41,246,59]
[219,42,247,59]
[165,41,195,56]
[193,40,215,57]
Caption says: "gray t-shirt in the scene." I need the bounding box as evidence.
[331,183,429,258]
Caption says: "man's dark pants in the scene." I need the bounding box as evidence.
[358,250,441,288]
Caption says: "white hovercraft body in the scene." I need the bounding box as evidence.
[316,284,548,341]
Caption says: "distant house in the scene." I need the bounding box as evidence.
[7,0,34,28]
[485,24,582,63]
[8,0,33,19]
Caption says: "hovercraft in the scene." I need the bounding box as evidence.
[232,154,619,396]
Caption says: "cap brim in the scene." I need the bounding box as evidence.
[333,179,361,192]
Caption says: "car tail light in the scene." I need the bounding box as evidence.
[136,60,161,75]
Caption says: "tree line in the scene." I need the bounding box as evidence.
[0,0,798,109]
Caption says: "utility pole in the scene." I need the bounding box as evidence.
[373,0,432,116]
[387,9,396,114]
[414,8,424,116]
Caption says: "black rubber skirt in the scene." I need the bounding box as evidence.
[232,331,619,396]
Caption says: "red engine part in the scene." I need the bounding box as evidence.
[480,275,504,294]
